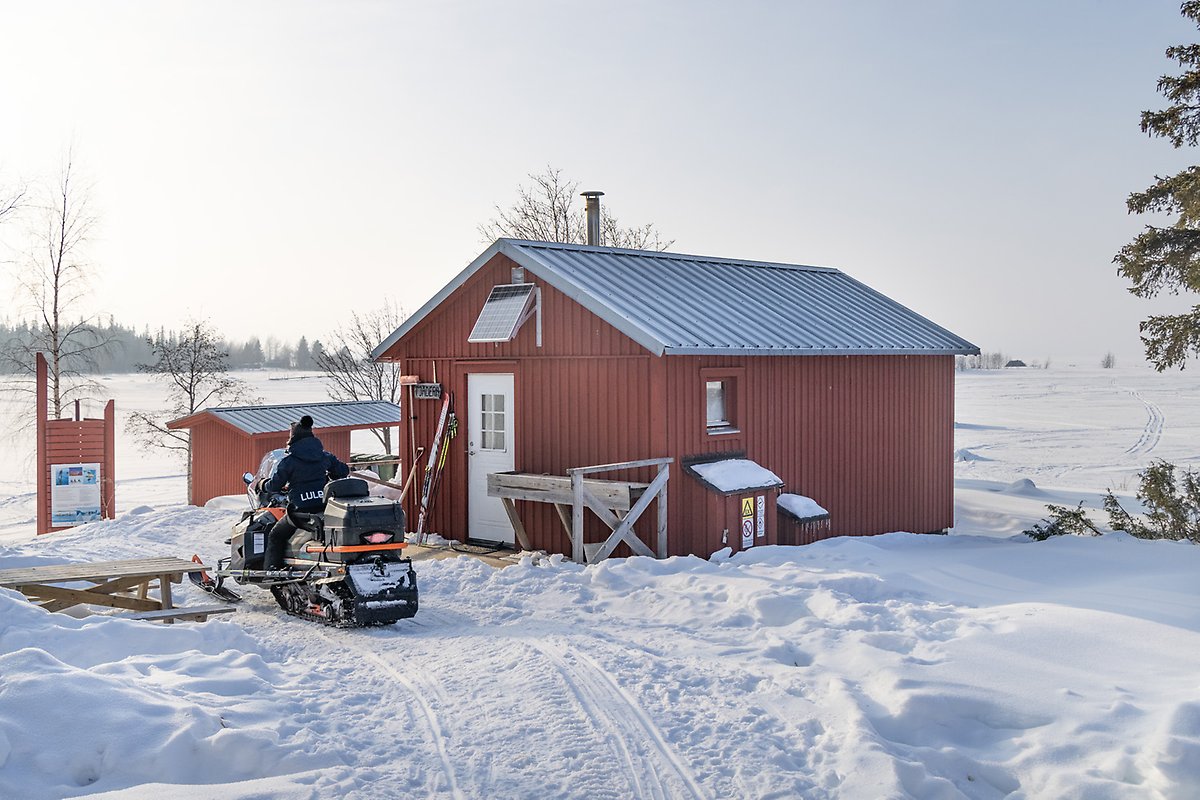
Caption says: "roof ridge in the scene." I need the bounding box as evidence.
[501,238,839,273]
[208,399,387,413]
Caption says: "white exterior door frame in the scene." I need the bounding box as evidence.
[466,372,516,544]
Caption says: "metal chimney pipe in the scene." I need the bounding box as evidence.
[581,190,604,246]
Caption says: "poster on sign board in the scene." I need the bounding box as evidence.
[51,463,101,526]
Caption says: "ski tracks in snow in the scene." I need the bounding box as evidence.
[1122,387,1165,459]
[348,641,465,800]
[529,637,707,800]
[304,624,465,800]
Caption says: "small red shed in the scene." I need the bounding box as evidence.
[167,400,401,506]
[372,239,977,558]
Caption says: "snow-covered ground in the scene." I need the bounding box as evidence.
[1,366,1198,799]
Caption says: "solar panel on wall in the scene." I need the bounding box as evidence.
[468,284,537,343]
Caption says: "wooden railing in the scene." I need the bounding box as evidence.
[568,457,672,564]
[487,457,673,564]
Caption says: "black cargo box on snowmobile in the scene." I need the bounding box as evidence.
[317,478,407,563]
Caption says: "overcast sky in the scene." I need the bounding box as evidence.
[0,0,1196,366]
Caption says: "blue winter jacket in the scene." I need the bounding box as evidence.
[264,430,349,510]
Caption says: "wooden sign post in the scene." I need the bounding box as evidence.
[35,353,116,535]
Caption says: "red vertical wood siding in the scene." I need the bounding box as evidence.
[381,253,956,557]
[189,423,262,506]
[188,426,353,506]
[665,355,955,555]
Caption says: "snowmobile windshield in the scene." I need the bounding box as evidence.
[246,449,288,508]
[256,449,286,482]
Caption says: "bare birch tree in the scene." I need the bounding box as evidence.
[127,321,258,496]
[479,166,673,251]
[0,152,109,417]
[314,301,406,451]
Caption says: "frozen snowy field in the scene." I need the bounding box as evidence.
[0,367,1198,799]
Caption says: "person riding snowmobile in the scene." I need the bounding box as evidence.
[258,415,349,571]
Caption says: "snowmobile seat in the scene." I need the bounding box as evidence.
[287,506,324,534]
[325,477,370,501]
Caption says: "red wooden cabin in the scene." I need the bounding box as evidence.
[373,239,977,558]
[167,401,400,506]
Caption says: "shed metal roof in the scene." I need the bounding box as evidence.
[167,400,401,436]
[372,239,979,359]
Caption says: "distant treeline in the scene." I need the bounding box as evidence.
[956,352,1050,370]
[0,318,326,374]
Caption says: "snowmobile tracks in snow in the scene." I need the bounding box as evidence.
[1123,388,1165,458]
[529,639,706,800]
[332,633,465,800]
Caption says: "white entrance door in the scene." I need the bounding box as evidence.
[467,373,515,544]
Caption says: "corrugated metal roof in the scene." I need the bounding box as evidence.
[510,241,978,356]
[171,400,401,436]
[372,239,978,359]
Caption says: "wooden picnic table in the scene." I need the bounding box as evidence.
[0,557,204,617]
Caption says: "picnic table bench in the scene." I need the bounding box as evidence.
[0,557,222,623]
[115,604,235,623]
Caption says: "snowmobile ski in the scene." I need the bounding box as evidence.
[188,557,242,603]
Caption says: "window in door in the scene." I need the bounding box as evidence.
[481,393,507,451]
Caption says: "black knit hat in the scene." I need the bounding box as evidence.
[289,415,315,436]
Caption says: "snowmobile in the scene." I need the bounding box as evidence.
[191,449,419,627]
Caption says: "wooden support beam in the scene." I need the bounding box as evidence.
[571,472,585,564]
[656,463,669,558]
[579,489,624,531]
[499,497,533,551]
[553,503,572,537]
[589,466,670,563]
[159,574,173,621]
[568,457,673,475]
[489,472,646,510]
[22,583,161,613]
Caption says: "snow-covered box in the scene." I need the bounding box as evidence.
[685,456,785,553]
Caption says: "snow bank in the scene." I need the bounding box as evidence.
[0,589,327,799]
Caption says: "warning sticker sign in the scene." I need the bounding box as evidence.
[741,495,755,548]
[756,495,766,537]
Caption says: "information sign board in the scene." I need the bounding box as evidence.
[50,463,102,527]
